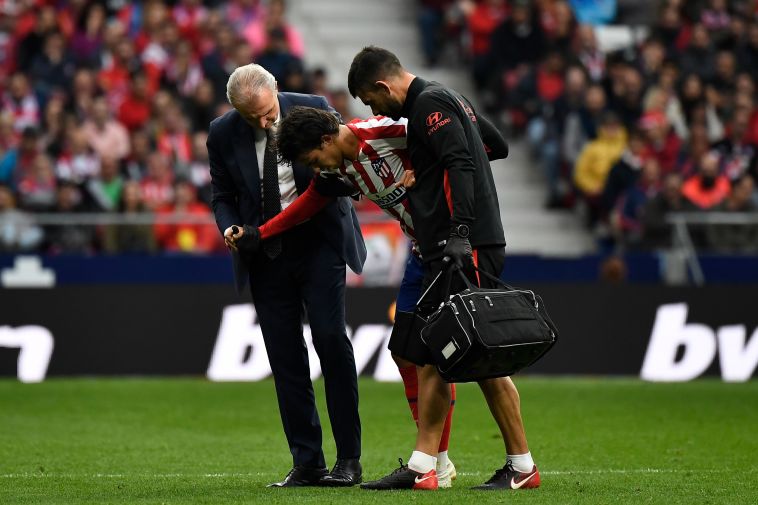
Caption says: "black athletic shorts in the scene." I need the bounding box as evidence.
[388,246,506,366]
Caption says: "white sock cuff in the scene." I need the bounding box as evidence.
[408,450,437,474]
[507,451,535,473]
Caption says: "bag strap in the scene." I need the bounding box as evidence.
[416,259,518,307]
[452,261,517,291]
[472,265,517,290]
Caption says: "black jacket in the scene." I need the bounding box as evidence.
[401,78,507,260]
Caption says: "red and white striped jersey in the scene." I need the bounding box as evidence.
[339,116,416,241]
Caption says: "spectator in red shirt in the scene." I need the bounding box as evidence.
[141,20,181,91]
[154,178,219,253]
[467,0,507,89]
[682,151,731,209]
[17,153,57,211]
[139,152,174,210]
[173,0,207,50]
[639,110,682,174]
[98,36,142,107]
[118,72,153,132]
[156,103,192,166]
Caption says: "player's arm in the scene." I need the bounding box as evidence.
[259,178,334,239]
[313,171,361,198]
[477,112,509,161]
[414,95,476,228]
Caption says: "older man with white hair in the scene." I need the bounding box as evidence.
[207,64,367,488]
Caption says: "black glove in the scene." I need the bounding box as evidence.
[235,225,261,254]
[442,233,473,268]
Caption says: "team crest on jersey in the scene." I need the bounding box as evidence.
[370,157,392,178]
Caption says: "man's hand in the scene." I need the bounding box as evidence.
[224,225,243,251]
[398,170,416,189]
[442,234,473,268]
[224,225,261,254]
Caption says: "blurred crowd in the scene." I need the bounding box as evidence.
[418,0,758,253]
[0,0,354,254]
[3,0,758,258]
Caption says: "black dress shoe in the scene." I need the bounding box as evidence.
[268,466,328,487]
[320,458,362,487]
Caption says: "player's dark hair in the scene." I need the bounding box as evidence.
[275,106,340,164]
[348,46,403,97]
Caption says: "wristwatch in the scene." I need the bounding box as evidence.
[451,224,470,238]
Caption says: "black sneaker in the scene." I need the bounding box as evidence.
[471,461,540,490]
[360,458,438,490]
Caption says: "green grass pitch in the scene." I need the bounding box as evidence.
[1,377,756,504]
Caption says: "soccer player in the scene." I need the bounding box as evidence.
[348,46,541,491]
[245,105,508,489]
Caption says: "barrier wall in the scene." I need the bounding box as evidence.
[2,284,756,383]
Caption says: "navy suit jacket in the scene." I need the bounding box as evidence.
[207,92,367,291]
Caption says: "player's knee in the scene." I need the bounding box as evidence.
[392,354,415,369]
[479,376,520,402]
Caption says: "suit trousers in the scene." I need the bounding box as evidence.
[248,221,361,468]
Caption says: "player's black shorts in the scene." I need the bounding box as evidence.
[388,246,506,366]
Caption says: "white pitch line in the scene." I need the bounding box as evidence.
[2,468,755,479]
[461,468,757,477]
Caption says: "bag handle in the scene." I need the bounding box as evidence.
[451,259,517,292]
[416,257,519,308]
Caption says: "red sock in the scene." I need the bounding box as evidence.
[438,383,455,453]
[398,366,419,426]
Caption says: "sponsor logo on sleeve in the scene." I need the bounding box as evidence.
[456,98,477,123]
[426,111,451,135]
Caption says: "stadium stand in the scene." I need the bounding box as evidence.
[417,0,758,260]
[1,0,758,282]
